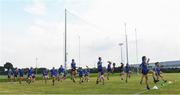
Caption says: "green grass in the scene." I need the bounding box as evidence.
[0,73,180,94]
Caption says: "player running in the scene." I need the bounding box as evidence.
[42,68,49,84]
[27,67,33,84]
[78,67,84,84]
[112,63,116,74]
[139,56,157,90]
[8,68,14,82]
[96,57,105,85]
[120,63,125,80]
[154,62,167,83]
[51,67,57,86]
[18,68,24,84]
[125,63,130,83]
[84,66,90,82]
[58,65,65,82]
[71,59,77,83]
[13,68,18,82]
[107,61,112,80]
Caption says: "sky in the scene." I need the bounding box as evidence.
[0,0,180,69]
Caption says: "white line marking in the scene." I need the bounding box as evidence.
[134,90,149,95]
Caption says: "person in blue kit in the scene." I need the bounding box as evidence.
[106,61,112,80]
[42,68,48,84]
[84,66,90,82]
[18,68,24,84]
[27,67,33,84]
[139,56,157,90]
[8,69,14,82]
[51,67,57,86]
[96,57,105,85]
[13,68,19,82]
[71,59,77,83]
[58,65,65,82]
[154,62,167,83]
[120,63,125,80]
[78,67,84,84]
[125,63,130,83]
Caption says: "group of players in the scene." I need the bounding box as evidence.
[96,56,167,90]
[7,56,167,90]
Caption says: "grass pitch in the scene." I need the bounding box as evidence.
[0,73,180,94]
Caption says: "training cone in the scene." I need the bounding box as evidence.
[153,85,158,90]
[168,81,172,84]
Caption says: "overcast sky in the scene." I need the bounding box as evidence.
[0,0,180,69]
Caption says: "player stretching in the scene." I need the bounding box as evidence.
[96,57,105,85]
[154,62,167,83]
[140,56,157,90]
[107,61,112,80]
[71,59,77,83]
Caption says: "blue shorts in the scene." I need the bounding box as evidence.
[142,69,149,75]
[155,72,160,76]
[107,69,111,71]
[125,70,130,73]
[98,69,102,72]
[79,74,83,77]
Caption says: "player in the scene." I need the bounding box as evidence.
[51,67,57,86]
[58,65,65,82]
[32,72,36,82]
[139,56,157,90]
[112,63,116,74]
[154,62,167,83]
[84,66,90,82]
[42,68,49,84]
[78,67,84,84]
[8,68,13,82]
[107,61,112,80]
[71,59,77,83]
[27,67,33,84]
[18,68,24,84]
[120,63,125,80]
[125,63,130,83]
[13,68,18,82]
[96,57,105,85]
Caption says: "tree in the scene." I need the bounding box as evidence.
[0,66,5,73]
[4,62,13,71]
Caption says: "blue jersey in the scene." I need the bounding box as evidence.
[154,66,160,74]
[28,69,33,77]
[43,70,48,76]
[140,62,149,74]
[18,69,24,77]
[125,64,130,73]
[107,64,111,71]
[71,62,76,69]
[97,61,103,72]
[8,69,13,76]
[84,68,90,75]
[59,67,65,73]
[51,69,57,76]
[78,69,84,76]
[13,69,18,76]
